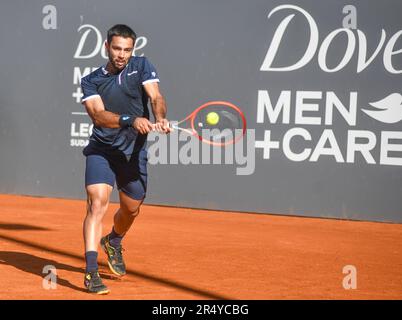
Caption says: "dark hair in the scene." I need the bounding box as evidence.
[107,24,136,44]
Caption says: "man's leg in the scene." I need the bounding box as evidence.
[84,183,113,254]
[114,191,143,235]
[101,149,147,276]
[83,183,113,294]
[100,192,143,276]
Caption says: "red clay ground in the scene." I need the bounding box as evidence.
[0,194,401,300]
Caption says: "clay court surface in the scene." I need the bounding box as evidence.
[0,194,401,300]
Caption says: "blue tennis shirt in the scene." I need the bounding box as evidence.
[81,56,159,155]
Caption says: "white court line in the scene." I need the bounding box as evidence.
[71,112,88,115]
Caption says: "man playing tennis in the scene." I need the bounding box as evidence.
[80,24,170,294]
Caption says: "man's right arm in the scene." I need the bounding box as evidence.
[83,97,154,134]
[83,96,120,128]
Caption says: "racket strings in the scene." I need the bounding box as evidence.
[192,104,246,146]
[168,101,246,146]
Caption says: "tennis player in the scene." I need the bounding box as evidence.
[80,24,170,294]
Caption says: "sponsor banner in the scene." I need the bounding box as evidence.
[1,1,401,221]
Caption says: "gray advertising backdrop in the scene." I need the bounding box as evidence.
[0,0,401,222]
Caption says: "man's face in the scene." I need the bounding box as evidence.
[105,36,135,72]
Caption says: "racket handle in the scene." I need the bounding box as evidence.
[150,122,176,130]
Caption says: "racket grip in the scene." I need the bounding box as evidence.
[169,122,178,129]
[151,122,175,131]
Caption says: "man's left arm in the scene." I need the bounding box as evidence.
[144,82,171,133]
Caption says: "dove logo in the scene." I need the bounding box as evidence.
[362,93,402,124]
[260,5,402,74]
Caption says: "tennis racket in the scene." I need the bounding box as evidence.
[168,100,247,147]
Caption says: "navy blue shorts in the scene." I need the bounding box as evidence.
[83,144,148,200]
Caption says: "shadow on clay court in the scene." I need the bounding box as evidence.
[0,251,89,292]
[0,223,51,231]
[0,233,230,299]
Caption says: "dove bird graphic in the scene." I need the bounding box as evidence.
[362,93,402,123]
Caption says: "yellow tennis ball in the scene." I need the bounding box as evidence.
[206,112,219,125]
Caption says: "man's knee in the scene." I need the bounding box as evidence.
[87,197,109,217]
[86,184,111,217]
[119,192,143,217]
[120,203,141,217]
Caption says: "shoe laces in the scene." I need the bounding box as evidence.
[88,271,103,286]
[111,245,125,263]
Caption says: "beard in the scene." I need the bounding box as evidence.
[110,58,127,72]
